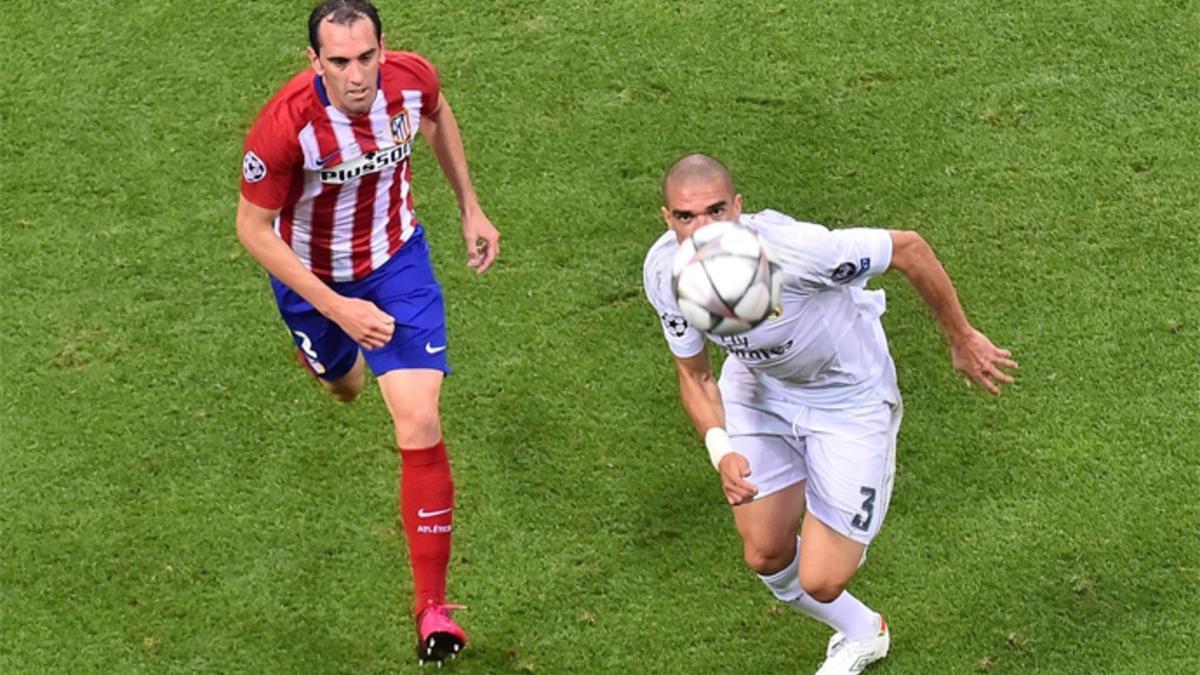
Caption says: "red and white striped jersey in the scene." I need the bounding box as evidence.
[240,51,440,283]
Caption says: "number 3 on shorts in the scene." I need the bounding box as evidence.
[851,486,876,531]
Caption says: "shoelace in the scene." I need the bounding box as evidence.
[428,603,466,614]
[827,637,847,657]
[420,603,467,623]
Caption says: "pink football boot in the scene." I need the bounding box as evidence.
[416,601,467,665]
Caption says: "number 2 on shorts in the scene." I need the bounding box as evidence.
[294,330,319,360]
[851,486,876,531]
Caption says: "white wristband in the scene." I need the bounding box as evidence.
[705,427,735,470]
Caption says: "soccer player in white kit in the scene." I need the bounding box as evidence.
[643,154,1016,674]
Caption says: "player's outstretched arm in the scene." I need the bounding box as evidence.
[420,94,500,275]
[887,230,1018,395]
[236,196,394,350]
[673,352,758,504]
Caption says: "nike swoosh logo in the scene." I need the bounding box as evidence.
[417,507,453,518]
[314,150,340,167]
[425,342,447,354]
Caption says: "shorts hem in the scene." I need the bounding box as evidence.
[805,499,875,545]
[749,477,806,503]
[369,362,452,378]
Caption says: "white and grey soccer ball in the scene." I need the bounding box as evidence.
[671,221,783,336]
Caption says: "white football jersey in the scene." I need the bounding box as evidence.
[643,209,898,408]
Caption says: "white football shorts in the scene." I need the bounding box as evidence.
[718,359,902,545]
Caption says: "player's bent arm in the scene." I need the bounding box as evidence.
[420,94,500,274]
[673,351,725,437]
[236,197,395,349]
[235,196,345,315]
[420,94,483,218]
[889,230,1018,394]
[674,350,740,469]
[674,351,757,502]
[887,230,972,343]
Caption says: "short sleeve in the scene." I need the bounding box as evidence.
[814,227,893,288]
[240,110,302,210]
[643,237,707,358]
[751,210,892,290]
[393,52,442,117]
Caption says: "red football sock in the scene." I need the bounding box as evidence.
[398,439,455,615]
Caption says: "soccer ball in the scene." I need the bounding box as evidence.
[672,221,782,336]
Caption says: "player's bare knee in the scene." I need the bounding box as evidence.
[392,410,442,447]
[742,542,794,575]
[799,572,848,602]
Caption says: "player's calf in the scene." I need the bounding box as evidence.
[295,348,365,402]
[324,371,364,402]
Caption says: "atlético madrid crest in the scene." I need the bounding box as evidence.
[390,111,413,144]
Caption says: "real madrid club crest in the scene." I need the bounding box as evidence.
[768,304,784,320]
[390,110,413,144]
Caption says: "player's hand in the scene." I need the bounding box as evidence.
[717,452,758,506]
[462,210,500,275]
[951,327,1017,395]
[329,297,395,350]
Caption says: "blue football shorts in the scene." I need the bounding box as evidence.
[270,227,450,381]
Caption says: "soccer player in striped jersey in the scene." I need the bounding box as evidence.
[235,0,499,664]
[643,154,1016,674]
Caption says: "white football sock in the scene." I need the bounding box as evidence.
[795,590,878,640]
[757,536,879,640]
[758,536,805,603]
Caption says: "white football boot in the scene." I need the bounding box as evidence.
[815,614,889,675]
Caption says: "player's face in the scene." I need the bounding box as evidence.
[661,177,743,242]
[307,19,386,117]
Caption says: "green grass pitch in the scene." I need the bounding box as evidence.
[3,1,1197,672]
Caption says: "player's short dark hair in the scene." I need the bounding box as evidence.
[308,0,382,54]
